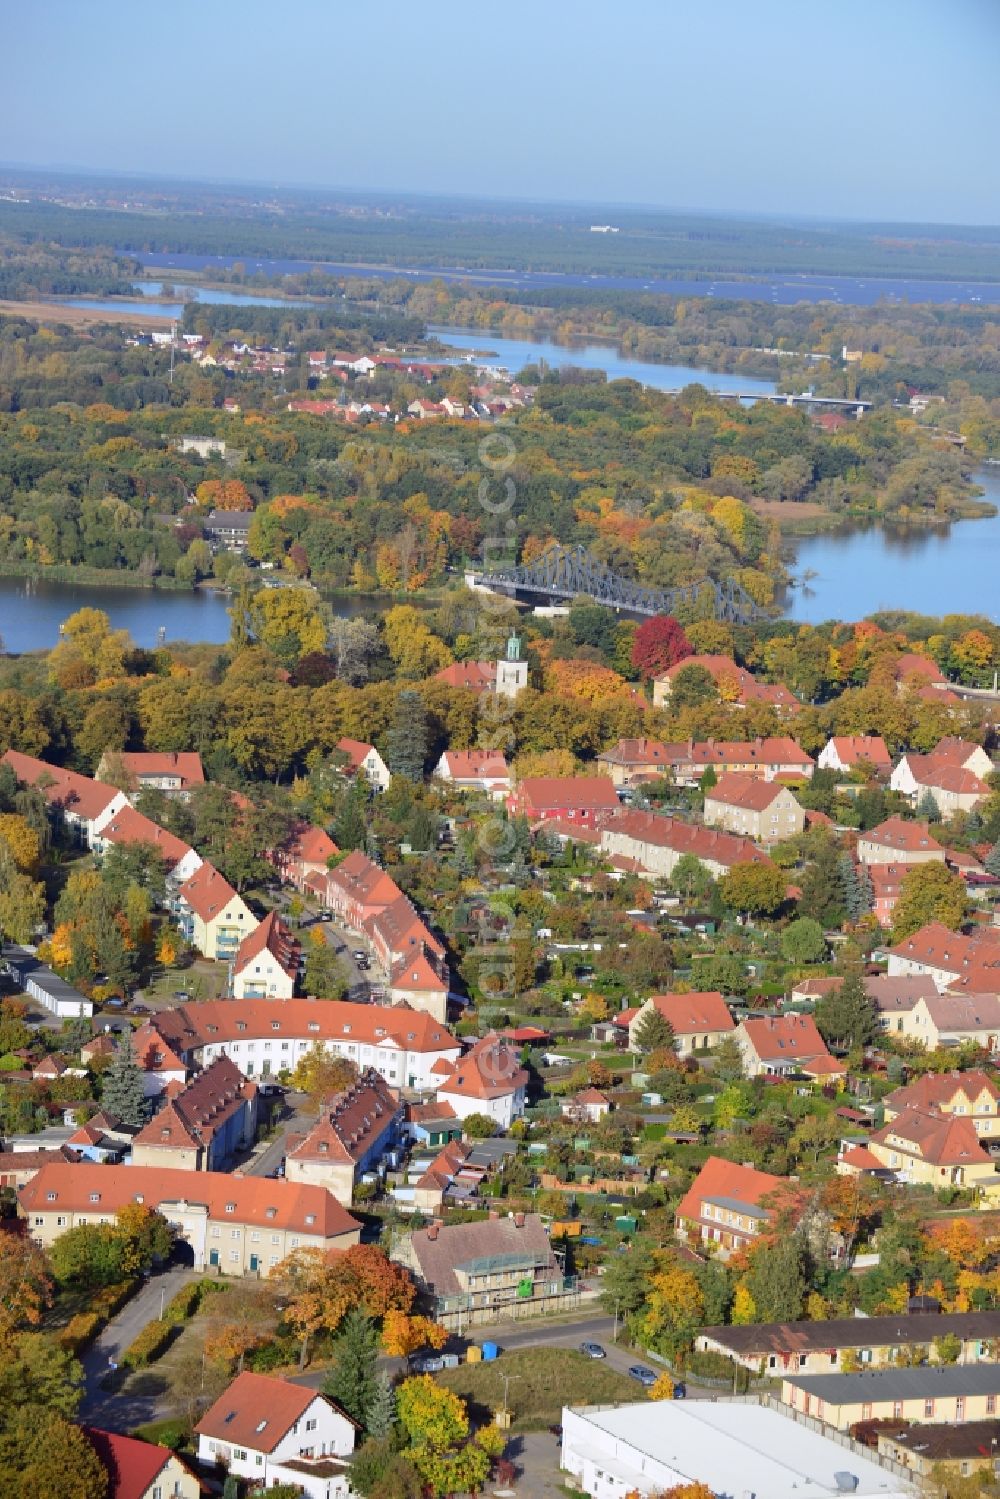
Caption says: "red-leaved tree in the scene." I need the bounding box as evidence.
[631,615,693,680]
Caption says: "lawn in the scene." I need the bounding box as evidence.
[437,1348,642,1432]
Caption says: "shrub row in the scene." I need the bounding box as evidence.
[122,1318,173,1370]
[162,1276,229,1326]
[57,1279,139,1355]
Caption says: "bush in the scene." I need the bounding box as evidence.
[245,1336,298,1372]
[59,1311,103,1355]
[161,1282,202,1325]
[132,1418,189,1451]
[121,1317,174,1370]
[91,1279,139,1318]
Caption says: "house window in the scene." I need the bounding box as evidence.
[229,1250,239,1261]
[956,1397,965,1419]
[989,1394,997,1415]
[251,1232,260,1242]
[861,1403,872,1420]
[225,1203,235,1214]
[892,1400,903,1419]
[306,1418,318,1431]
[925,1398,935,1417]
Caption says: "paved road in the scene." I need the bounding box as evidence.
[80,1265,198,1425]
[243,1090,314,1178]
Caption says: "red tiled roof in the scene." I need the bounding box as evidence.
[677,1155,798,1226]
[828,736,892,770]
[514,776,620,814]
[740,1014,844,1074]
[114,751,205,789]
[893,653,947,685]
[606,810,771,869]
[83,1427,187,1499]
[131,1022,186,1076]
[233,911,299,982]
[2,749,122,824]
[872,1106,991,1167]
[19,1162,361,1239]
[132,1055,254,1152]
[598,738,670,768]
[885,1071,1000,1116]
[438,750,510,780]
[336,738,377,772]
[151,997,459,1056]
[705,772,793,812]
[889,922,1000,975]
[436,1031,528,1101]
[645,990,734,1035]
[281,822,339,866]
[177,860,241,922]
[288,1069,400,1165]
[100,805,194,869]
[659,737,813,770]
[196,1372,348,1451]
[433,662,496,691]
[658,656,798,707]
[904,757,988,797]
[862,817,944,854]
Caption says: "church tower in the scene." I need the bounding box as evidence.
[495,629,528,700]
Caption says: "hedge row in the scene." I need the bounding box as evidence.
[57,1280,139,1355]
[122,1318,173,1370]
[161,1277,228,1326]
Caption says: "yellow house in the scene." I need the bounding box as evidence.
[174,860,256,961]
[867,1106,999,1193]
[84,1427,201,1499]
[883,1071,1000,1140]
[782,1365,1000,1431]
[899,993,1000,1052]
[703,773,805,842]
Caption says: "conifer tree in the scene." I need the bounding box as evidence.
[366,1368,397,1439]
[632,1004,675,1054]
[384,691,428,782]
[100,1031,148,1128]
[985,840,1000,878]
[323,1308,379,1429]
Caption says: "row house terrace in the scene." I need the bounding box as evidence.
[698,1309,1000,1376]
[643,736,814,787]
[888,922,1000,991]
[130,1054,260,1172]
[150,997,461,1092]
[270,821,340,892]
[1,748,128,847]
[285,1068,403,1206]
[600,809,771,880]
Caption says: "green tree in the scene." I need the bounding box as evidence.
[632,1004,675,1054]
[366,1369,398,1440]
[744,1232,806,1323]
[350,1437,421,1499]
[0,1406,109,1499]
[669,662,717,709]
[323,1308,379,1429]
[599,1247,654,1321]
[303,930,349,998]
[719,861,786,918]
[334,777,368,851]
[99,1032,148,1128]
[670,853,713,904]
[839,854,872,922]
[797,840,846,927]
[384,691,428,782]
[985,840,1000,878]
[711,1035,745,1083]
[915,789,942,824]
[892,862,968,941]
[780,917,827,964]
[813,971,878,1051]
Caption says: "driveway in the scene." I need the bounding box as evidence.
[80,1264,198,1426]
[242,1090,314,1177]
[506,1430,567,1498]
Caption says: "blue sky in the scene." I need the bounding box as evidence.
[6,0,1000,223]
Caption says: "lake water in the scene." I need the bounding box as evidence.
[134,251,1000,308]
[784,467,1000,623]
[65,281,321,319]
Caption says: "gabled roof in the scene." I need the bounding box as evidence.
[436,1031,528,1101]
[177,860,242,922]
[884,1070,1000,1116]
[873,1106,992,1167]
[99,805,194,869]
[739,1014,843,1073]
[151,997,459,1056]
[233,911,299,982]
[676,1155,798,1225]
[921,992,1000,1032]
[515,776,620,813]
[131,1022,186,1076]
[645,991,734,1035]
[390,946,448,994]
[132,1055,254,1151]
[335,738,379,772]
[280,821,339,866]
[605,810,771,868]
[657,655,798,707]
[705,772,793,812]
[903,756,988,796]
[83,1426,188,1499]
[889,922,1000,975]
[659,737,813,769]
[366,893,444,959]
[864,974,938,1012]
[1,749,122,824]
[825,735,892,769]
[861,816,944,854]
[598,738,671,768]
[407,1212,557,1296]
[325,849,401,910]
[196,1372,348,1452]
[437,750,510,780]
[893,652,947,685]
[19,1161,361,1239]
[112,751,205,789]
[288,1069,400,1165]
[932,736,989,768]
[433,661,496,691]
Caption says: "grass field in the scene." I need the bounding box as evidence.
[437,1348,643,1431]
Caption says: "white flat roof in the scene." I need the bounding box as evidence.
[564,1401,914,1498]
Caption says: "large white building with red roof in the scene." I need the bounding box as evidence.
[173,859,256,961]
[433,1031,528,1128]
[196,1371,357,1494]
[1,748,128,846]
[891,752,991,820]
[817,735,893,775]
[433,749,511,796]
[150,997,460,1092]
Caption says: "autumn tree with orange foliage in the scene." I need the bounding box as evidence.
[547,658,640,706]
[278,1244,416,1366]
[0,1232,53,1337]
[381,1310,448,1358]
[195,478,253,511]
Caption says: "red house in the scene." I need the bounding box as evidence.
[508,776,620,825]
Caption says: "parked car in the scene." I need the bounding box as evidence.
[130,1002,150,1015]
[579,1342,606,1359]
[672,1381,686,1399]
[103,998,125,1010]
[172,990,188,1000]
[320,911,332,922]
[628,1365,658,1388]
[410,1353,445,1374]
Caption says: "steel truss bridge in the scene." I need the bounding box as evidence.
[471,544,761,624]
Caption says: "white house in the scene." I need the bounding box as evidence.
[231,911,299,1000]
[433,749,511,797]
[336,737,391,791]
[196,1372,357,1499]
[434,1032,528,1129]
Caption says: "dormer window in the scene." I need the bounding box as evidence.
[46,1191,56,1202]
[266,1206,277,1219]
[271,1021,280,1031]
[90,1192,100,1203]
[305,1213,316,1225]
[342,1025,351,1035]
[225,1202,235,1214]
[236,1022,246,1032]
[308,1022,320,1032]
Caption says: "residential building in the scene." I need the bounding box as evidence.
[0,1145,81,1189]
[131,1022,188,1097]
[97,805,200,879]
[868,863,907,927]
[174,861,256,961]
[271,822,339,890]
[703,773,805,841]
[928,737,993,778]
[599,809,770,880]
[651,655,799,712]
[1,748,128,847]
[675,1155,802,1256]
[83,1427,201,1499]
[335,737,391,792]
[196,1372,357,1498]
[645,736,814,786]
[818,735,892,775]
[900,992,1000,1050]
[204,510,252,550]
[560,1088,612,1123]
[432,661,496,693]
[404,1099,462,1149]
[315,849,401,927]
[892,652,959,703]
[597,737,672,789]
[626,990,734,1056]
[857,817,945,866]
[395,1211,576,1329]
[363,892,450,1021]
[285,1068,403,1205]
[781,1364,1000,1432]
[560,1400,915,1499]
[735,1014,845,1080]
[434,1031,528,1128]
[433,749,511,796]
[2,944,92,1018]
[877,1420,1000,1484]
[865,973,940,1032]
[891,753,989,819]
[231,911,299,1000]
[883,1071,1000,1141]
[130,1055,259,1171]
[867,1106,999,1190]
[406,1138,473,1214]
[19,1163,361,1274]
[96,750,205,797]
[887,922,1000,990]
[698,1309,1000,1376]
[508,775,621,825]
[151,997,461,1092]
